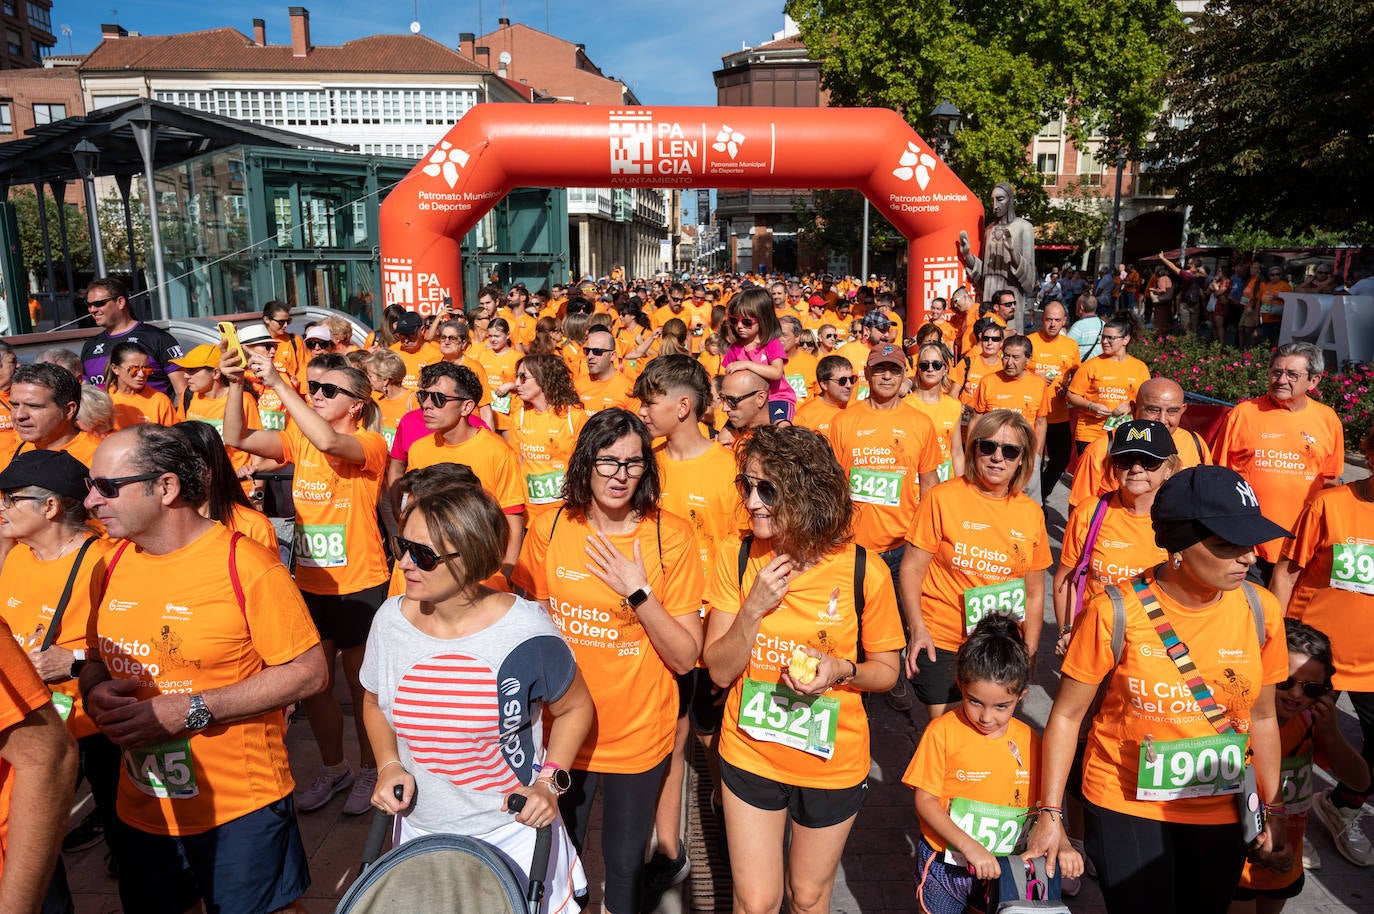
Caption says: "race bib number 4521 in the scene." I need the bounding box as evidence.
[737,678,839,759]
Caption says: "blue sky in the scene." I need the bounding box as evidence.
[52,1,790,106]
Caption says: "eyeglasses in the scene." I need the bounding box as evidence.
[1100,335,1125,342]
[917,360,946,372]
[825,375,856,386]
[439,334,463,343]
[0,493,44,509]
[392,535,461,572]
[304,339,332,350]
[722,389,765,409]
[980,334,1003,342]
[1276,677,1330,698]
[973,439,1025,461]
[728,315,758,329]
[85,473,163,498]
[85,297,117,309]
[592,457,647,478]
[584,346,614,357]
[1268,369,1308,381]
[735,473,778,507]
[249,341,279,351]
[416,388,469,408]
[119,365,155,376]
[308,380,363,400]
[515,372,533,382]
[1111,454,1167,472]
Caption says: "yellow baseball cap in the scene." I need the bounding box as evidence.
[172,344,221,370]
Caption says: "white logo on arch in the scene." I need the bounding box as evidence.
[712,125,746,159]
[421,142,470,189]
[893,142,937,190]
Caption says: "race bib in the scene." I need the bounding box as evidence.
[492,393,512,416]
[848,467,903,507]
[295,523,348,568]
[381,426,397,449]
[1136,733,1247,800]
[125,739,199,799]
[1330,543,1374,595]
[52,692,73,722]
[1102,413,1126,432]
[943,797,1030,865]
[737,678,839,759]
[1279,752,1315,813]
[261,409,287,431]
[525,470,566,505]
[198,418,224,434]
[937,458,953,483]
[785,374,808,401]
[963,579,1026,634]
[855,384,870,402]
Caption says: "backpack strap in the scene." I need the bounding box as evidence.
[1188,429,1205,464]
[736,534,754,589]
[1105,583,1128,666]
[854,544,866,664]
[1241,581,1265,649]
[1070,495,1112,621]
[228,531,246,618]
[39,536,100,652]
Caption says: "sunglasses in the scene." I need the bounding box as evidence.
[584,346,615,357]
[1111,454,1167,471]
[980,334,1004,342]
[264,316,289,325]
[973,439,1025,461]
[85,473,162,498]
[438,334,463,343]
[0,493,45,509]
[119,365,155,376]
[917,360,946,372]
[308,380,363,400]
[1276,677,1330,698]
[728,315,758,328]
[735,473,778,507]
[722,389,764,409]
[85,297,117,309]
[825,375,856,386]
[392,535,461,572]
[416,389,468,408]
[304,339,332,350]
[592,457,647,478]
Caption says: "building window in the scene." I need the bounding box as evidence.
[33,103,65,124]
[6,29,20,55]
[1078,146,1104,186]
[1036,153,1058,184]
[28,3,51,33]
[1,3,14,17]
[0,103,11,134]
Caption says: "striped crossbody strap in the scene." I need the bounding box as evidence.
[1130,575,1234,735]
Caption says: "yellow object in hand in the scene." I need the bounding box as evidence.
[787,646,820,684]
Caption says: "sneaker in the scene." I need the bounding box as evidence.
[1313,790,1373,867]
[885,675,913,712]
[1303,839,1321,871]
[343,767,377,816]
[640,848,690,913]
[297,765,355,812]
[62,810,104,853]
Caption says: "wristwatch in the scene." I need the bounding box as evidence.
[69,648,86,680]
[626,584,653,610]
[184,694,213,732]
[537,764,572,796]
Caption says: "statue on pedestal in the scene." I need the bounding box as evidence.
[957,182,1037,332]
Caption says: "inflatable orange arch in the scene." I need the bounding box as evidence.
[379,104,984,316]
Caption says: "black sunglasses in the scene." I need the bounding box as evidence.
[917,360,946,372]
[1276,677,1330,699]
[980,334,1004,342]
[308,380,363,400]
[304,339,332,350]
[1111,454,1167,472]
[735,473,778,507]
[825,376,856,386]
[722,389,764,409]
[85,473,162,498]
[392,535,461,572]
[416,389,469,408]
[584,346,615,357]
[973,439,1024,461]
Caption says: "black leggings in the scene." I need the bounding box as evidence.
[1083,799,1246,914]
[1041,421,1072,502]
[559,755,670,914]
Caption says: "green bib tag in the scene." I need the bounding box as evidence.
[937,458,953,483]
[785,374,808,400]
[381,426,397,449]
[261,410,287,431]
[125,738,199,799]
[51,692,73,722]
[737,678,839,759]
[525,470,566,505]
[1330,543,1374,595]
[848,467,903,507]
[199,418,224,433]
[295,524,348,568]
[943,797,1030,865]
[855,384,870,401]
[1135,733,1247,800]
[492,393,512,416]
[962,579,1026,634]
[1279,752,1315,813]
[1102,414,1126,431]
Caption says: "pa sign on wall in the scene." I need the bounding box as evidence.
[1278,294,1374,366]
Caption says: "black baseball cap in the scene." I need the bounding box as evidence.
[1152,466,1291,548]
[0,449,89,501]
[1109,420,1177,461]
[394,312,424,335]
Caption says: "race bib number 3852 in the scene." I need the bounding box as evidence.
[963,579,1026,633]
[737,678,839,759]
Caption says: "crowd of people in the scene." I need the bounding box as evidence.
[0,268,1367,914]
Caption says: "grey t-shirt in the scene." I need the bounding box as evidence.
[360,594,577,836]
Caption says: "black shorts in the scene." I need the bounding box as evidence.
[910,646,962,707]
[1233,872,1305,901]
[675,669,725,735]
[302,582,388,650]
[719,758,866,828]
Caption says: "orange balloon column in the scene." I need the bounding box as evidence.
[379,104,982,318]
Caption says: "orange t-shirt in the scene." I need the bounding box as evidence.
[1213,395,1344,563]
[372,391,415,450]
[254,385,289,433]
[1238,713,1315,891]
[93,526,319,835]
[951,354,1002,407]
[654,441,740,573]
[0,538,116,739]
[405,429,526,513]
[473,346,521,430]
[390,342,443,391]
[794,397,846,438]
[783,350,818,402]
[1282,484,1374,690]
[0,391,16,457]
[180,391,262,482]
[697,350,724,379]
[9,431,102,473]
[708,535,904,789]
[510,404,589,519]
[1027,331,1080,424]
[110,386,176,429]
[512,509,703,774]
[835,340,871,375]
[227,504,280,554]
[1061,569,1287,824]
[578,373,639,415]
[1059,494,1165,600]
[828,401,944,553]
[901,710,1041,852]
[279,424,389,595]
[902,393,962,482]
[905,477,1052,652]
[1066,426,1212,510]
[973,371,1050,427]
[0,618,53,881]
[1067,355,1151,444]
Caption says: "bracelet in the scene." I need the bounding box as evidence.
[1262,801,1287,816]
[1059,625,1074,636]
[378,760,406,775]
[1036,805,1064,822]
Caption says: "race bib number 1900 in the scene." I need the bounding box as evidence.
[125,739,199,799]
[963,579,1026,634]
[737,678,839,759]
[1136,733,1247,801]
[1330,543,1374,595]
[943,797,1030,865]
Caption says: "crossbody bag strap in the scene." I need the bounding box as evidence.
[1071,495,1113,620]
[39,536,100,651]
[1131,575,1234,735]
[854,544,866,664]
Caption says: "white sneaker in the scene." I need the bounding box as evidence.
[297,765,355,812]
[1313,790,1373,867]
[343,767,377,816]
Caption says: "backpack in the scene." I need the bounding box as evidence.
[1102,579,1266,665]
[736,535,866,660]
[994,856,1068,913]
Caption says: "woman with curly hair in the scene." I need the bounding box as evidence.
[704,425,904,914]
[509,353,589,522]
[513,408,704,914]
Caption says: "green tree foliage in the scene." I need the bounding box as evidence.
[10,187,92,286]
[1151,0,1374,241]
[785,0,1177,217]
[794,190,903,266]
[1039,181,1111,253]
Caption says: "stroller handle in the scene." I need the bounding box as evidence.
[361,785,406,869]
[506,792,554,914]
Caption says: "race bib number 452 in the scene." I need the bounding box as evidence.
[737,678,839,759]
[943,797,1029,866]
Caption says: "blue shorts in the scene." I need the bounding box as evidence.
[768,399,796,423]
[111,794,310,914]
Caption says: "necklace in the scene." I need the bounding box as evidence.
[32,529,86,563]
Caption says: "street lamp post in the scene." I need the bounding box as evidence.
[929,100,962,162]
[72,140,106,276]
